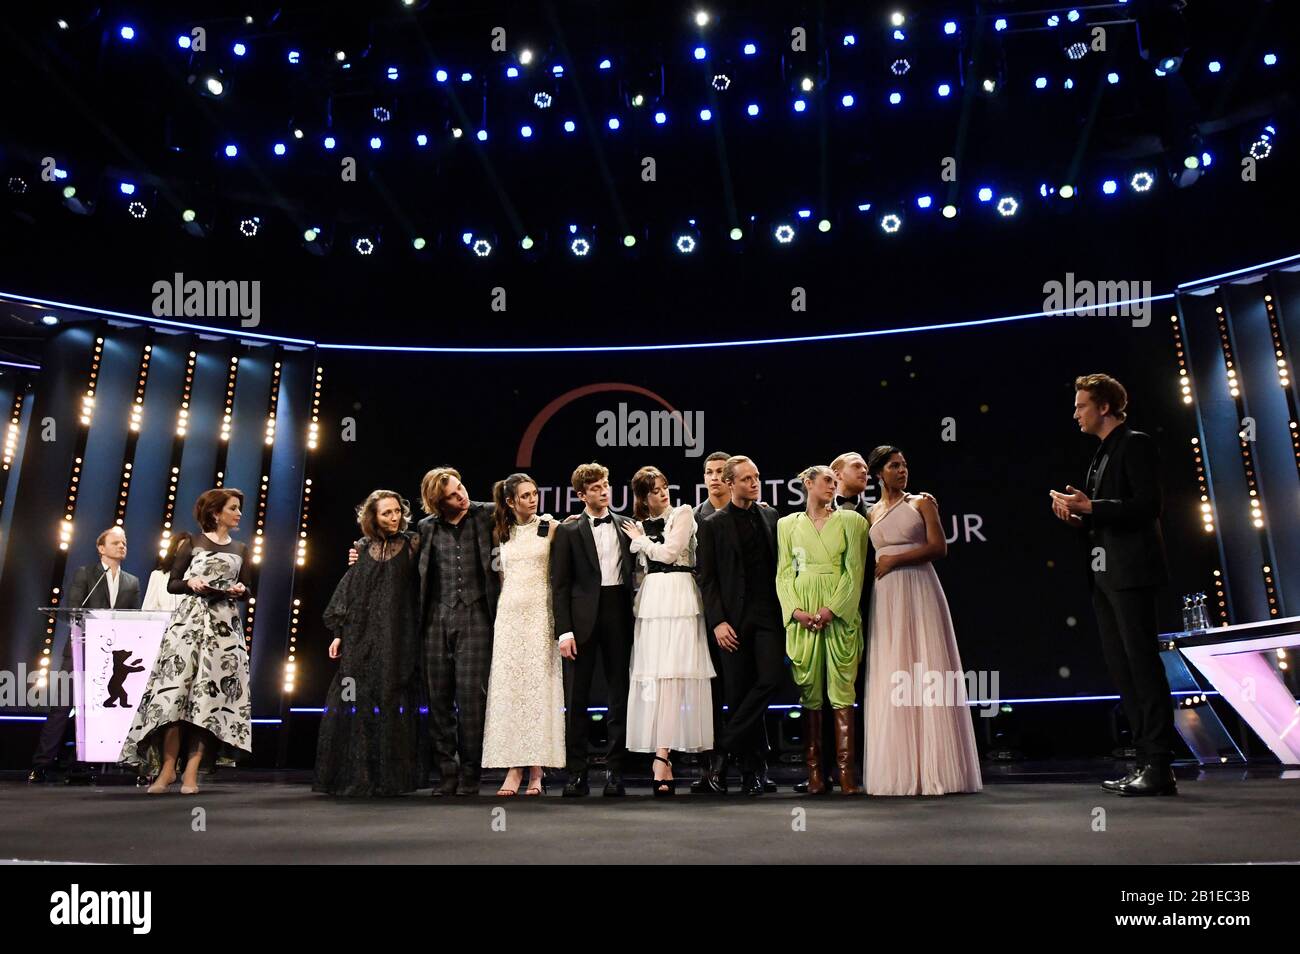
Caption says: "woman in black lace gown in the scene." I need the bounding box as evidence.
[313,490,428,796]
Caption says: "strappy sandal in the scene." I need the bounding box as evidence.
[523,777,547,796]
[652,754,676,797]
[496,774,521,796]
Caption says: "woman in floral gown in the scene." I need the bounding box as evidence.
[120,489,253,794]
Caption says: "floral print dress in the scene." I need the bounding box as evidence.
[119,534,253,774]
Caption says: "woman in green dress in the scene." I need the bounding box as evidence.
[776,465,869,796]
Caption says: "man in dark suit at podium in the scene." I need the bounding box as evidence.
[28,527,142,783]
[1051,374,1178,797]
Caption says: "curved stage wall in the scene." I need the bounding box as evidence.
[2,259,1298,725]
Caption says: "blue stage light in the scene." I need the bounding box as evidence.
[937,83,951,97]
[1202,151,1213,167]
[747,103,759,116]
[570,237,591,257]
[534,92,552,108]
[916,195,932,209]
[560,120,575,133]
[694,46,707,60]
[416,133,428,146]
[944,21,957,35]
[552,65,564,76]
[995,18,1007,31]
[794,99,807,113]
[225,144,238,157]
[842,34,856,46]
[507,66,519,78]
[288,50,300,64]
[892,29,905,41]
[323,136,336,150]
[978,187,993,202]
[654,111,666,125]
[1102,179,1118,195]
[1263,53,1277,66]
[435,69,448,82]
[608,117,620,130]
[1035,77,1047,89]
[462,232,473,245]
[1208,60,1221,73]
[675,235,697,254]
[1130,171,1154,192]
[880,214,901,233]
[774,224,795,244]
[797,209,811,219]
[743,42,757,55]
[1064,78,1075,89]
[1047,14,1060,27]
[473,239,493,258]
[599,58,612,70]
[857,203,872,212]
[889,92,901,105]
[120,25,135,40]
[699,108,712,121]
[1068,10,1080,23]
[119,182,135,195]
[1107,71,1120,84]
[520,125,533,138]
[273,142,286,156]
[997,197,1018,217]
[178,35,191,49]
[841,93,855,107]
[233,42,247,57]
[476,129,488,142]
[369,136,381,150]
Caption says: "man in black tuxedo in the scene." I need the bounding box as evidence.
[696,456,786,796]
[29,527,142,782]
[551,462,635,797]
[1052,373,1178,797]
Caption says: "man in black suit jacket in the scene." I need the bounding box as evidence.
[29,527,142,782]
[696,456,786,796]
[1052,374,1178,797]
[415,468,500,795]
[551,463,636,797]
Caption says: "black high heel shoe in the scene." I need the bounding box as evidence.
[652,755,676,797]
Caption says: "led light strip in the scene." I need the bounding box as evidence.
[159,350,198,560]
[1262,293,1300,480]
[213,353,240,487]
[243,357,284,649]
[1215,304,1264,530]
[114,341,154,525]
[284,365,323,697]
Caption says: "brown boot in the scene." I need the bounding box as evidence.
[802,709,827,795]
[833,707,862,795]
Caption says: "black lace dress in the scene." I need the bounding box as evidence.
[313,531,428,796]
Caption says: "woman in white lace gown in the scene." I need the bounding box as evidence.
[624,467,715,795]
[481,473,565,795]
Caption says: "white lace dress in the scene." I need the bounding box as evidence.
[480,515,566,769]
[626,504,716,753]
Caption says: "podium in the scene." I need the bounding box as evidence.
[40,608,172,763]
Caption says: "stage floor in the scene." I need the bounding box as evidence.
[2,763,1297,865]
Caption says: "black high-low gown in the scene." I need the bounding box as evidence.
[313,531,429,796]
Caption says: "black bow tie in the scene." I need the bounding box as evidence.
[835,495,860,509]
[591,514,614,526]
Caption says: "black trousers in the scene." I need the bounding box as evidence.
[564,585,633,777]
[717,608,785,772]
[32,639,75,769]
[1092,583,1177,764]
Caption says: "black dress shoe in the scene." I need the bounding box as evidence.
[433,774,459,796]
[562,776,590,797]
[1116,763,1178,797]
[1101,765,1142,793]
[758,763,778,794]
[741,772,763,796]
[695,751,728,794]
[27,767,48,784]
[456,776,480,797]
[602,772,626,797]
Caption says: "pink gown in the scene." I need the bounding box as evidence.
[865,497,983,796]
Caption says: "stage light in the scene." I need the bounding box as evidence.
[225,144,239,157]
[506,67,519,79]
[892,30,905,41]
[747,103,759,116]
[120,25,135,40]
[521,236,535,250]
[552,65,564,76]
[1066,42,1088,60]
[460,72,472,82]
[800,77,814,92]
[288,50,300,64]
[1102,179,1118,195]
[676,235,697,254]
[233,42,247,57]
[889,92,902,105]
[127,200,147,219]
[712,74,730,90]
[916,195,932,209]
[1107,71,1120,84]
[1263,53,1277,66]
[1249,136,1272,159]
[42,313,59,326]
[273,142,286,156]
[355,237,375,255]
[891,59,911,75]
[462,231,473,245]
[632,93,645,107]
[730,227,743,241]
[880,214,901,233]
[1208,60,1221,73]
[1130,171,1155,192]
[534,92,552,108]
[793,99,806,113]
[624,234,636,248]
[119,182,136,195]
[942,205,957,219]
[435,69,448,82]
[699,108,712,121]
[1068,9,1081,22]
[373,106,391,122]
[1047,14,1060,27]
[944,21,957,35]
[178,35,191,49]
[412,237,426,251]
[303,228,318,242]
[1064,78,1075,90]
[1183,154,1199,170]
[476,129,488,141]
[608,117,620,130]
[565,119,577,132]
[472,238,492,257]
[323,136,336,150]
[695,11,709,27]
[599,59,612,70]
[982,78,997,93]
[978,187,993,202]
[205,76,225,96]
[1201,151,1213,167]
[57,19,68,30]
[520,49,533,65]
[774,224,795,244]
[452,127,463,138]
[570,237,591,256]
[843,34,856,46]
[996,197,1018,217]
[369,136,381,150]
[694,46,706,60]
[63,186,76,199]
[1059,184,1075,199]
[1035,76,1047,89]
[995,18,1007,31]
[335,50,346,62]
[841,93,855,107]
[937,83,951,97]
[797,209,811,219]
[1136,1,1188,74]
[856,202,872,212]
[416,133,428,146]
[891,12,905,27]
[240,216,260,237]
[744,42,757,55]
[818,219,831,232]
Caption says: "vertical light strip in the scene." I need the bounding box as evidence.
[243,357,283,650]
[159,350,198,560]
[1262,564,1280,619]
[214,353,239,487]
[1262,293,1300,479]
[285,364,323,697]
[1215,304,1264,530]
[115,341,153,525]
[37,335,103,689]
[0,383,28,508]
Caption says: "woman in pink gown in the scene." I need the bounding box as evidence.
[864,446,982,796]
